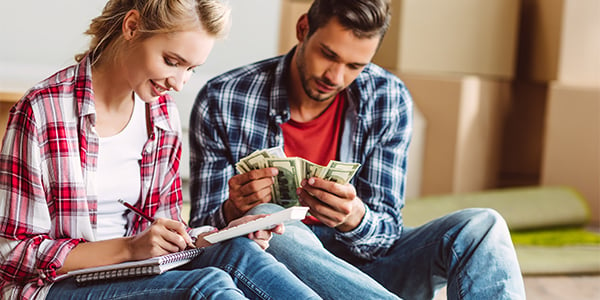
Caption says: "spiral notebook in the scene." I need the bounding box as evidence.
[56,248,204,285]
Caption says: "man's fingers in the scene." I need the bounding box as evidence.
[230,168,278,187]
[237,177,274,198]
[302,177,355,199]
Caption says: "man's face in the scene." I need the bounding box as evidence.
[295,18,380,102]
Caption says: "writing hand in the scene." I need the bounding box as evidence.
[128,218,195,260]
[297,177,365,232]
[225,167,278,222]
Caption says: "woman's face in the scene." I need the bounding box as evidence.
[123,28,215,103]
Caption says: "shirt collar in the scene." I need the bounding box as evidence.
[74,55,97,123]
[268,48,294,124]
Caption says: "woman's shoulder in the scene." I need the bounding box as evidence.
[21,64,82,106]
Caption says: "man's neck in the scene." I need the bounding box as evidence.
[288,96,335,123]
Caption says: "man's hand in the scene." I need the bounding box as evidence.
[297,177,365,232]
[224,168,278,222]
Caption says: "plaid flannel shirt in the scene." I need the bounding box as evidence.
[189,49,413,261]
[0,56,185,299]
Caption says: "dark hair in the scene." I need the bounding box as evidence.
[306,0,391,39]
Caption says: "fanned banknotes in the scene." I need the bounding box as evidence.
[236,147,361,207]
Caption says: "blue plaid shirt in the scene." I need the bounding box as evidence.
[189,50,413,260]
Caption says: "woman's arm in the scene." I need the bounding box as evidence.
[58,217,193,274]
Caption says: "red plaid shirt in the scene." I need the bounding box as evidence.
[0,56,185,299]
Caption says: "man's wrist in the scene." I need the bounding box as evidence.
[222,199,242,223]
[336,198,366,232]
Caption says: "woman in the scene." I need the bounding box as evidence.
[0,0,320,299]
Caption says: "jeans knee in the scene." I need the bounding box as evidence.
[247,203,284,215]
[189,267,242,299]
[460,208,512,243]
[472,208,507,229]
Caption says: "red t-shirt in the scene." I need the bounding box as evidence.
[281,93,345,165]
[280,93,346,224]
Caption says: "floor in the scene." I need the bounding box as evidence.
[433,275,600,299]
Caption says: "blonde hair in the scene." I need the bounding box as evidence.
[75,0,231,65]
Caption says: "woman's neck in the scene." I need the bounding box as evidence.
[91,60,136,137]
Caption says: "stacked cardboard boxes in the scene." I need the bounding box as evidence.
[540,84,600,224]
[510,0,600,224]
[378,0,521,196]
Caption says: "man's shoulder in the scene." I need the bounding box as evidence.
[205,56,282,89]
[351,63,410,101]
[358,63,405,87]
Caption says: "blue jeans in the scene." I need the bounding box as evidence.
[249,204,526,300]
[48,238,321,300]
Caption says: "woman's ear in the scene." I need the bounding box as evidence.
[296,14,309,43]
[122,9,140,40]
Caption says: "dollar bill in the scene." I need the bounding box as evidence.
[236,148,361,206]
[236,147,286,174]
[300,158,323,180]
[265,146,286,158]
[319,168,356,184]
[267,158,302,208]
[324,161,360,184]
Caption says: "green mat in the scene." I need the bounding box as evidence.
[403,186,600,275]
[511,228,600,247]
[511,228,600,275]
[403,186,590,230]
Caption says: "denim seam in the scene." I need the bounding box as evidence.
[220,263,272,300]
[443,232,467,300]
[105,287,202,300]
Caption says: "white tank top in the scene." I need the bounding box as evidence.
[95,94,147,240]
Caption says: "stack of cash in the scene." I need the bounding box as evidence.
[236,147,361,208]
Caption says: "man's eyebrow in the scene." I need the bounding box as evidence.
[320,43,368,67]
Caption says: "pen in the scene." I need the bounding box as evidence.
[118,199,154,223]
[117,199,196,249]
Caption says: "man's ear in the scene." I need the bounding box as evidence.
[296,14,309,43]
[122,9,140,40]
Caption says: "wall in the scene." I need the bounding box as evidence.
[0,0,282,181]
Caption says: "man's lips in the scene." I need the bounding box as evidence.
[315,79,335,93]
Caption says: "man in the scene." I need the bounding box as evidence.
[189,0,526,299]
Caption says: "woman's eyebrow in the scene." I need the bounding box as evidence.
[167,52,189,64]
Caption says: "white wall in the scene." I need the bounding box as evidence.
[0,0,282,180]
[0,1,424,197]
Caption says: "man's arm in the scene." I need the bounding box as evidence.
[189,85,234,229]
[224,168,278,222]
[298,75,413,260]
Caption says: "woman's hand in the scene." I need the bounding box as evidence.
[127,218,194,260]
[232,214,284,250]
[197,215,285,250]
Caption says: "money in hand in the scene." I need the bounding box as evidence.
[236,147,360,207]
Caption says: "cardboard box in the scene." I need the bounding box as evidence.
[405,104,426,199]
[396,72,511,196]
[541,83,600,225]
[278,0,312,54]
[517,0,600,86]
[374,0,520,79]
[497,82,549,187]
[0,91,21,141]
